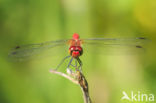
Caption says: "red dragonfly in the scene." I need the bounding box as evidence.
[9,33,146,70]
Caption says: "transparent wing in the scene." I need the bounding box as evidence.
[82,37,148,55]
[82,37,146,47]
[8,39,70,61]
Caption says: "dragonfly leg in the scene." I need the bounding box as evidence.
[75,58,78,67]
[67,57,74,69]
[55,55,71,70]
[70,58,78,68]
[77,58,83,71]
[67,58,82,72]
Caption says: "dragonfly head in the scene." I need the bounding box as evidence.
[69,46,83,58]
[72,33,79,40]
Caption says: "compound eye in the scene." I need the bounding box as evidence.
[77,46,83,56]
[77,46,82,51]
[69,46,77,52]
[69,46,76,51]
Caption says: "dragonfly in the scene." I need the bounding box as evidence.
[9,33,146,71]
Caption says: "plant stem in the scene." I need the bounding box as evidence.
[50,69,92,103]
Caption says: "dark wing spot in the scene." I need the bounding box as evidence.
[136,45,142,48]
[15,46,20,49]
[137,37,146,40]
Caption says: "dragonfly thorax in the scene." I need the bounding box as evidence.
[69,46,83,58]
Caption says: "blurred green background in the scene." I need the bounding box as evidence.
[0,0,156,103]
